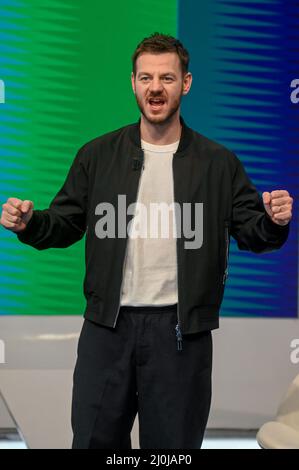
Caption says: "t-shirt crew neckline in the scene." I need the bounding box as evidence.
[141,139,180,153]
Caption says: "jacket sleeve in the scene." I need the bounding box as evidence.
[230,154,290,253]
[17,145,89,250]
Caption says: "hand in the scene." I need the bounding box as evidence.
[0,197,34,233]
[262,190,293,226]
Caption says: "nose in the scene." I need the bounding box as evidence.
[149,77,163,93]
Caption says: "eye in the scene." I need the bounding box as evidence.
[163,77,174,82]
[140,77,150,82]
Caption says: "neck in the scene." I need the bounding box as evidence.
[140,112,182,145]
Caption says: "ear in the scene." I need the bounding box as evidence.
[131,72,136,94]
[182,72,192,96]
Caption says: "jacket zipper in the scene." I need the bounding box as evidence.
[223,222,230,284]
[113,158,144,328]
[173,156,183,352]
[113,239,130,328]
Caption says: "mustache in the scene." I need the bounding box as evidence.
[147,95,166,100]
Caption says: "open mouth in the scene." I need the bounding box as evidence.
[148,98,166,110]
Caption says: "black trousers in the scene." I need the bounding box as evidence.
[71,304,212,449]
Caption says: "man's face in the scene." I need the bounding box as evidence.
[131,52,192,125]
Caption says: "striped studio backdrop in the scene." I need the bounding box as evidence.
[0,0,297,317]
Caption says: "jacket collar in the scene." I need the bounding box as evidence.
[128,115,194,158]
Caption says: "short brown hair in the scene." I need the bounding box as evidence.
[132,33,189,76]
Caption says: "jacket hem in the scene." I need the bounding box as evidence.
[84,306,220,335]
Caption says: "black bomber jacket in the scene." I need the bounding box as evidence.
[17,117,289,347]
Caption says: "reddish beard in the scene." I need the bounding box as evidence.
[134,93,182,125]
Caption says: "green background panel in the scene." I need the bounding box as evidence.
[0,0,177,315]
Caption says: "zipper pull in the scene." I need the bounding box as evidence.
[175,324,183,351]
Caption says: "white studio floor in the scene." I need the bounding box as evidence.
[0,429,260,450]
[0,391,28,449]
[0,387,260,449]
[202,429,260,449]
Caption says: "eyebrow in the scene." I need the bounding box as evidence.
[137,72,177,78]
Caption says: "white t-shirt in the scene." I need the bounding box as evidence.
[120,139,179,306]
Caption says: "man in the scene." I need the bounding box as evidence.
[0,33,293,449]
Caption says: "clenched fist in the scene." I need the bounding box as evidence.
[0,198,34,233]
[262,190,293,226]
